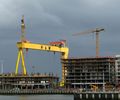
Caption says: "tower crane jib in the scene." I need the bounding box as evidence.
[73,28,104,57]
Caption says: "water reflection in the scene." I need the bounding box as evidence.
[19,96,27,100]
[0,95,73,100]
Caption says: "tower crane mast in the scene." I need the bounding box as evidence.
[21,15,26,41]
[73,28,104,57]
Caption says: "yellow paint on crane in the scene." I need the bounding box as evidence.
[15,41,69,83]
[15,16,69,85]
[16,42,69,59]
[15,49,27,75]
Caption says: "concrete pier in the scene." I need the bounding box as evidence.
[74,92,120,100]
[0,89,120,100]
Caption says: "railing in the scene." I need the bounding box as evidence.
[0,89,74,95]
[0,88,120,95]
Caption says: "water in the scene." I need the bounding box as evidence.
[0,95,74,100]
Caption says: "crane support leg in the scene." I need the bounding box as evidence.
[15,50,21,74]
[20,50,27,75]
[15,49,27,75]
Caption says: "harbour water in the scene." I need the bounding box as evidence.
[0,95,74,100]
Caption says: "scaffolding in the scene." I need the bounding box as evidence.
[0,73,59,90]
[62,57,116,91]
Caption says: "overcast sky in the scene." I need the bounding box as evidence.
[0,0,120,77]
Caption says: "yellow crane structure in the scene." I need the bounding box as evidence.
[91,84,98,92]
[73,28,104,57]
[15,16,69,84]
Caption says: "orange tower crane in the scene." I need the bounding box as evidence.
[73,28,104,57]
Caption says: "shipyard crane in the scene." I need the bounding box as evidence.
[73,28,104,57]
[15,16,69,84]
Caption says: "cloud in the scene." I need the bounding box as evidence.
[0,0,120,74]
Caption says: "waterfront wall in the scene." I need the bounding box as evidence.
[0,89,73,95]
[1,89,120,100]
[74,92,120,100]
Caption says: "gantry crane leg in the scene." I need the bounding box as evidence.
[15,49,27,75]
[15,50,21,74]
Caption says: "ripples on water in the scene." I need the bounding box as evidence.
[0,95,74,100]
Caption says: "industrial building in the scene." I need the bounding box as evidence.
[62,57,118,90]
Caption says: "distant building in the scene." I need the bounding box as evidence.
[62,57,116,90]
[115,55,120,86]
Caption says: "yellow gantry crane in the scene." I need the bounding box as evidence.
[73,28,104,57]
[15,16,69,84]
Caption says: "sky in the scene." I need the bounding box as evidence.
[0,0,120,77]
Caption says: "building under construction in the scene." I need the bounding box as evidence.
[0,73,59,90]
[115,55,120,87]
[62,56,119,90]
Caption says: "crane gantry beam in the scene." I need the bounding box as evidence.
[16,42,69,59]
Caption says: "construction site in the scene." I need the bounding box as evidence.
[0,16,120,93]
[62,57,116,90]
[0,73,59,90]
[0,16,69,91]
